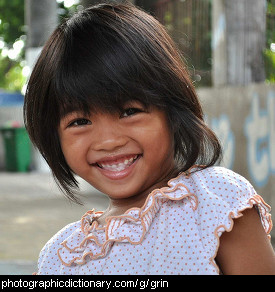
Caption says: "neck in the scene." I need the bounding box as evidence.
[96,167,179,225]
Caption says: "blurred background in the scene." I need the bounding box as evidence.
[0,0,274,274]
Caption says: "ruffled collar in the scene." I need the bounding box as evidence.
[57,171,197,266]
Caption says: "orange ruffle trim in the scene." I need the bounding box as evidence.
[57,171,197,266]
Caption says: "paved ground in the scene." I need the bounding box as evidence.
[0,171,109,275]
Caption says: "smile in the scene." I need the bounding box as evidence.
[93,154,141,180]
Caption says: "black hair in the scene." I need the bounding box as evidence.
[24,2,222,203]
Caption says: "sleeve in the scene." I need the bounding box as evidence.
[36,221,80,275]
[192,167,272,270]
[212,168,272,237]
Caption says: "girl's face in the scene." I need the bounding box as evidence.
[58,101,176,203]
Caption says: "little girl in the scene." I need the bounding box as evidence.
[24,2,275,275]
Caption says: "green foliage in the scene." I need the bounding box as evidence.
[267,0,275,14]
[266,1,275,47]
[0,54,25,92]
[264,49,275,82]
[0,0,25,92]
[57,1,79,22]
[0,0,78,93]
[0,0,25,46]
[265,0,275,83]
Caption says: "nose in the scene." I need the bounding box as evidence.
[91,115,128,152]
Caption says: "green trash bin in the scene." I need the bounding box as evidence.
[0,127,31,172]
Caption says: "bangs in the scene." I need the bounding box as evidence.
[54,77,155,120]
[56,85,138,119]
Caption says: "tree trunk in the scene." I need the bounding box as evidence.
[24,0,58,172]
[25,0,58,48]
[212,0,266,86]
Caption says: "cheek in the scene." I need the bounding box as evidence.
[143,123,174,161]
[59,135,88,169]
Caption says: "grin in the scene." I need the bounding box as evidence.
[96,154,139,172]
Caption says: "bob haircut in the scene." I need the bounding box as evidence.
[24,2,222,203]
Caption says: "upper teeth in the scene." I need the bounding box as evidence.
[98,155,138,171]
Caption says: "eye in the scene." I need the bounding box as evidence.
[69,118,92,127]
[121,107,143,118]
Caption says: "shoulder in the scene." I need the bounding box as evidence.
[185,166,259,208]
[185,166,271,231]
[188,166,254,194]
[181,168,271,240]
[171,166,267,220]
[37,220,81,275]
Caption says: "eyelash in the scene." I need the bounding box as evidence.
[67,107,143,127]
[68,118,91,127]
[120,107,143,118]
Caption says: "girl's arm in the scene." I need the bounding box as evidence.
[215,207,275,275]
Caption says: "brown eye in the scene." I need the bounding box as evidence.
[69,118,91,127]
[121,108,142,118]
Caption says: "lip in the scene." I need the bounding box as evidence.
[92,154,141,180]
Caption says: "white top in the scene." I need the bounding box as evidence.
[36,166,272,275]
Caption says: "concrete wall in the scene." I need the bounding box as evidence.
[198,82,275,237]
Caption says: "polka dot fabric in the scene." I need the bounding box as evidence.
[36,166,272,275]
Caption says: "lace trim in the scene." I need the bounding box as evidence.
[57,171,196,266]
